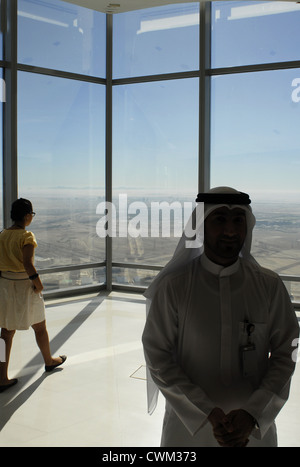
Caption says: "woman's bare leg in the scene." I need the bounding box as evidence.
[31,320,63,366]
[0,328,16,384]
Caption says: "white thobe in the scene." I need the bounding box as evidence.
[142,254,299,447]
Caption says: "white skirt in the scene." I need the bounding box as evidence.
[0,272,45,331]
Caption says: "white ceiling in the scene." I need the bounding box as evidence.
[62,0,199,14]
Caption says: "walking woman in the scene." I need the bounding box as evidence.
[0,198,66,392]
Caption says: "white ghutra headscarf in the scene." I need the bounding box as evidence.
[143,186,257,414]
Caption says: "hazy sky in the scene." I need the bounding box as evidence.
[9,0,300,203]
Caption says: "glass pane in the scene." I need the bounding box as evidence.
[0,68,3,230]
[18,72,105,270]
[41,267,105,292]
[112,267,159,288]
[0,5,2,62]
[210,69,300,276]
[282,280,300,305]
[113,3,199,78]
[112,78,199,270]
[18,0,106,77]
[212,1,300,68]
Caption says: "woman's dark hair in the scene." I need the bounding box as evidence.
[10,198,33,222]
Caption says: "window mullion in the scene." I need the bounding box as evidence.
[106,13,113,291]
[3,0,18,227]
[198,1,211,193]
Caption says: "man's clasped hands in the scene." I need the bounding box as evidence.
[208,407,256,447]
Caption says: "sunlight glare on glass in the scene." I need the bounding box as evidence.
[137,12,199,34]
[227,1,300,20]
[17,10,69,28]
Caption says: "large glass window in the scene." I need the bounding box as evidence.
[0,71,2,231]
[18,0,106,77]
[18,72,105,290]
[211,1,300,68]
[112,78,199,274]
[0,0,298,300]
[0,0,3,229]
[111,2,200,288]
[211,68,300,302]
[0,9,2,61]
[113,3,199,78]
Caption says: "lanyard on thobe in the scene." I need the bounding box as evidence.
[219,275,232,386]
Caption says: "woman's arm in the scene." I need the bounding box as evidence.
[22,244,43,293]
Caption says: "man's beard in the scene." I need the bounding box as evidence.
[206,236,244,260]
[216,238,243,258]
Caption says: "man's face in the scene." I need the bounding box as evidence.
[204,207,247,266]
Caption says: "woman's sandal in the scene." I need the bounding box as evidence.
[0,378,18,393]
[45,355,67,373]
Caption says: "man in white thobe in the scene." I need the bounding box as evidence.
[142,187,299,447]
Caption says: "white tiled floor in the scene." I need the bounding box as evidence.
[0,291,299,447]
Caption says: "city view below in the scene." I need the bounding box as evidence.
[1,192,298,302]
